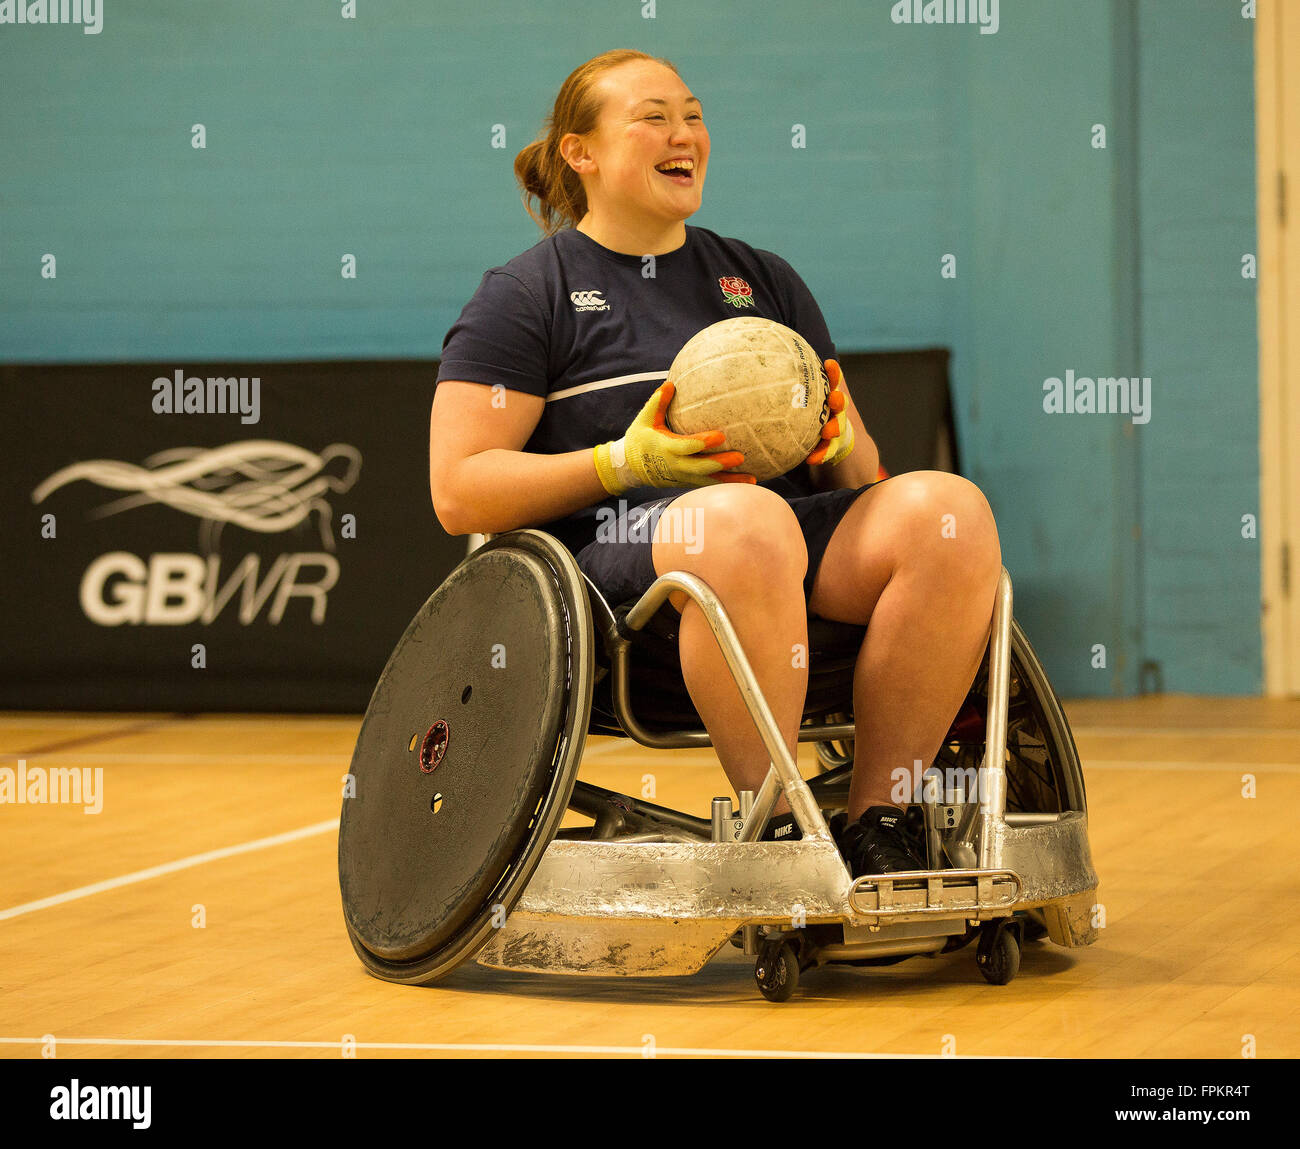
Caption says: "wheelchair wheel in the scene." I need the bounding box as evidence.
[809,620,1085,831]
[338,530,594,985]
[931,619,1085,817]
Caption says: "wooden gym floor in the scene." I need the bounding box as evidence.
[1,695,1297,1060]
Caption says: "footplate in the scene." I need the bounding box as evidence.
[848,868,1022,923]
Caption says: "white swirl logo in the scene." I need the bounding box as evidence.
[569,289,610,312]
[32,440,361,552]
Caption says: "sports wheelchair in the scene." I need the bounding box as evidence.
[338,528,1099,1002]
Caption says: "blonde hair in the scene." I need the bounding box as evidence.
[514,49,681,235]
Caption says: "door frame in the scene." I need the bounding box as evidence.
[1257,1,1300,696]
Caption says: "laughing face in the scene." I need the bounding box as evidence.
[563,60,710,244]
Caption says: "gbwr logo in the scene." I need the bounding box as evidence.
[33,441,360,626]
[77,552,338,626]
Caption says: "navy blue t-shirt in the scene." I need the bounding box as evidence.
[434,224,838,557]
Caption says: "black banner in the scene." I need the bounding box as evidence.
[0,351,951,712]
[1,361,458,712]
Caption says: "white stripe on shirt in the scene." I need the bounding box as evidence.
[545,370,669,403]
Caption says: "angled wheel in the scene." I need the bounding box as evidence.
[338,530,594,985]
[932,620,1085,817]
[809,619,1085,825]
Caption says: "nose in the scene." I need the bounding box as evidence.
[669,117,701,149]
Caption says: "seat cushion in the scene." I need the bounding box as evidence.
[590,599,865,732]
[613,599,866,663]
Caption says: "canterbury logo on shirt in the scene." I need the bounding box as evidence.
[570,289,611,312]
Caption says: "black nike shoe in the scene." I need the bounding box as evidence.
[841,805,928,877]
[761,812,802,842]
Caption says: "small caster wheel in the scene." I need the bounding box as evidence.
[755,940,799,1002]
[976,921,1021,985]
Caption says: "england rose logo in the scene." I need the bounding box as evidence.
[719,276,755,308]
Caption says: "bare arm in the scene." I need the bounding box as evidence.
[429,381,609,536]
[808,370,880,491]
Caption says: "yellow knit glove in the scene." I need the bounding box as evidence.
[594,381,756,496]
[805,358,856,468]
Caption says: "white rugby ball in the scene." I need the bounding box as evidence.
[666,317,830,481]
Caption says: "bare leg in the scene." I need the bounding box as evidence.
[808,473,1002,820]
[651,486,809,814]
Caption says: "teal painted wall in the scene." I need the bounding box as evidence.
[0,0,1259,695]
[1136,0,1259,694]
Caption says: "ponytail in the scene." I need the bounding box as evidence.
[515,49,680,235]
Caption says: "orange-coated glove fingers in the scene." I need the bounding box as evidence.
[650,381,726,449]
[804,358,856,469]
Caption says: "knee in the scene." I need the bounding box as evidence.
[889,472,1001,573]
[655,485,807,594]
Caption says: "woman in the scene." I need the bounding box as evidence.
[429,49,1002,876]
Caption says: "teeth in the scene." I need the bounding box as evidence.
[655,158,695,172]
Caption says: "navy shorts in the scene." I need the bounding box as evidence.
[573,482,880,615]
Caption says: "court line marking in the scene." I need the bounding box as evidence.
[0,1036,1023,1059]
[1072,726,1300,738]
[0,819,339,923]
[4,718,1297,738]
[3,753,353,765]
[0,740,632,923]
[2,739,637,766]
[0,741,1284,924]
[4,752,1295,774]
[1081,759,1300,774]
[0,715,359,728]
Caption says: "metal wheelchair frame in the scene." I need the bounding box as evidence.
[461,531,1099,998]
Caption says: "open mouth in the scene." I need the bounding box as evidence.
[655,162,696,185]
